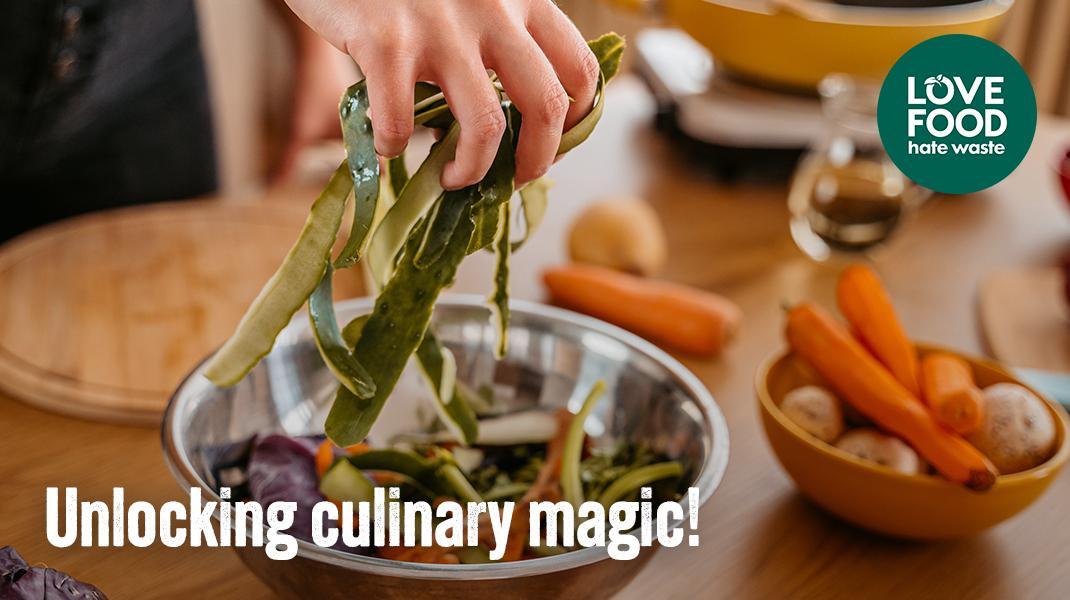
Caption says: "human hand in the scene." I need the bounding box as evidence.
[283,0,600,189]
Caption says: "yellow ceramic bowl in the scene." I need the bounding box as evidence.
[662,0,1013,90]
[756,344,1070,539]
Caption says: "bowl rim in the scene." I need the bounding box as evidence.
[700,0,1012,27]
[755,343,1070,489]
[163,295,730,580]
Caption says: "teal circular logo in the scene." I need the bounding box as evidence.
[877,34,1036,194]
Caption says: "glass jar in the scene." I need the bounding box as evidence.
[788,74,929,262]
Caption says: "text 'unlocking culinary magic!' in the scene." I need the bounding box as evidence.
[45,487,701,561]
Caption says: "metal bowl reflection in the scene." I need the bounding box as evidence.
[163,296,729,599]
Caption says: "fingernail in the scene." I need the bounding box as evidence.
[375,144,400,160]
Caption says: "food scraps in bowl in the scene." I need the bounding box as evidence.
[780,265,1057,489]
[233,384,686,564]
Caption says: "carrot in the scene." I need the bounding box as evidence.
[523,408,573,504]
[345,442,370,456]
[315,440,334,479]
[315,441,369,479]
[786,303,997,490]
[921,353,985,435]
[543,264,741,355]
[836,265,921,397]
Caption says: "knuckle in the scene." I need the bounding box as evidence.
[361,30,411,63]
[535,80,569,127]
[576,46,601,87]
[376,116,412,144]
[469,105,506,144]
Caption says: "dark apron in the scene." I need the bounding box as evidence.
[0,0,218,243]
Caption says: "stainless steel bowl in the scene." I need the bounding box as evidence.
[163,296,729,599]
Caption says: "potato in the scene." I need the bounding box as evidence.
[567,197,668,276]
[781,385,844,443]
[966,383,1056,474]
[835,428,922,475]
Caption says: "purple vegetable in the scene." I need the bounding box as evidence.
[246,434,363,554]
[1,546,107,600]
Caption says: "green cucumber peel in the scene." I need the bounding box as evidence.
[595,461,683,508]
[335,81,380,268]
[488,200,510,358]
[414,330,479,445]
[325,188,478,446]
[347,448,441,478]
[203,162,352,386]
[511,177,552,252]
[387,153,409,198]
[319,458,376,503]
[341,314,370,350]
[561,380,608,509]
[309,262,376,398]
[365,124,460,287]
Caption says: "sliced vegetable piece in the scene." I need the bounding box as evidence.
[415,192,471,268]
[336,81,380,268]
[347,448,441,479]
[341,314,370,350]
[309,263,376,398]
[204,162,352,386]
[561,380,608,508]
[557,33,625,155]
[483,482,531,501]
[387,154,410,198]
[325,189,478,446]
[437,462,483,503]
[466,106,517,254]
[366,124,460,286]
[319,458,376,503]
[489,200,511,358]
[315,440,335,479]
[391,410,558,446]
[511,177,552,252]
[596,462,683,507]
[414,330,479,445]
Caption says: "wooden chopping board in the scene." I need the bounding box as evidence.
[0,199,362,425]
[980,268,1070,372]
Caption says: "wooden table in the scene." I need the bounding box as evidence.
[2,77,1069,599]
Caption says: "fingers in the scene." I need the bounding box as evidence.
[527,2,599,131]
[363,53,416,158]
[486,31,568,186]
[438,60,507,190]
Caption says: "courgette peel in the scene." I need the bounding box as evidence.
[595,461,683,508]
[511,177,552,252]
[326,188,479,446]
[488,200,511,358]
[414,330,479,445]
[335,81,380,268]
[365,124,461,287]
[203,162,352,386]
[309,263,376,398]
[562,380,608,509]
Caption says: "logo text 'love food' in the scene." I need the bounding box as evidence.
[878,35,1036,194]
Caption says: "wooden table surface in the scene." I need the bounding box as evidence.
[2,77,1069,599]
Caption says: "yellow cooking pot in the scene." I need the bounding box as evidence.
[612,0,1013,89]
